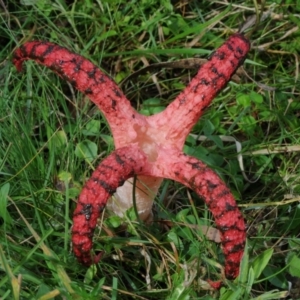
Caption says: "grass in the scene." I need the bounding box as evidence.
[1,0,300,299]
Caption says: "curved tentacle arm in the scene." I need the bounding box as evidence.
[13,41,143,135]
[72,145,148,265]
[151,146,246,279]
[150,33,250,145]
[73,145,245,279]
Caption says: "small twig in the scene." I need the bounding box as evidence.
[239,196,300,208]
[244,145,300,155]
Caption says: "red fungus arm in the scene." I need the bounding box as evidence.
[13,41,142,134]
[72,145,147,265]
[151,146,246,280]
[150,33,250,144]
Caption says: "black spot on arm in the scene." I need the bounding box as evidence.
[200,78,210,86]
[214,51,226,60]
[73,58,84,73]
[87,67,97,79]
[206,180,218,190]
[187,161,204,170]
[29,43,40,60]
[84,87,93,94]
[115,153,125,166]
[113,88,122,98]
[91,177,116,194]
[225,202,237,212]
[111,99,117,109]
[226,42,234,52]
[41,44,56,58]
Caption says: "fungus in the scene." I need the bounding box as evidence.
[13,33,250,287]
